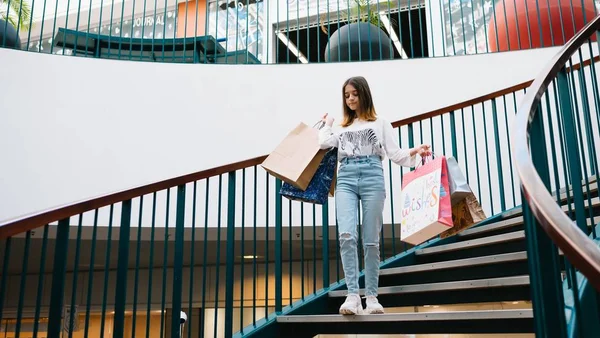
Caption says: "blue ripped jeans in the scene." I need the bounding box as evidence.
[336,155,386,297]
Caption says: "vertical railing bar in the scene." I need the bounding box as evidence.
[446,0,456,55]
[481,102,495,215]
[60,0,73,57]
[67,214,84,338]
[575,50,600,178]
[32,224,49,338]
[544,92,565,203]
[502,95,518,206]
[49,0,61,55]
[145,194,158,338]
[114,199,133,338]
[245,0,252,63]
[47,218,71,337]
[25,0,37,50]
[567,60,593,217]
[201,178,210,338]
[214,175,224,338]
[558,66,590,233]
[521,0,533,48]
[376,0,383,60]
[429,118,435,153]
[127,0,138,60]
[471,106,483,203]
[265,172,270,316]
[182,0,190,62]
[84,210,99,338]
[585,41,600,186]
[159,189,171,338]
[36,0,48,54]
[139,0,149,60]
[491,98,506,211]
[437,0,446,55]
[551,81,575,220]
[531,0,544,48]
[425,0,434,56]
[388,158,396,256]
[322,201,330,289]
[171,185,187,338]
[313,204,317,293]
[457,0,468,54]
[160,0,169,62]
[468,0,478,53]
[188,182,198,338]
[225,172,237,335]
[416,0,425,56]
[99,206,115,338]
[569,57,597,233]
[240,170,246,329]
[306,0,311,63]
[252,168,257,325]
[441,114,447,155]
[289,199,293,305]
[106,0,116,59]
[115,0,127,61]
[489,0,501,51]
[132,196,144,338]
[275,178,283,313]
[460,108,470,182]
[449,111,458,158]
[15,230,31,337]
[0,237,12,325]
[301,202,306,299]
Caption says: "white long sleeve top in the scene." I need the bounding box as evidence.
[318,118,417,167]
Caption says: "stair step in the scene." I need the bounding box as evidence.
[277,309,534,335]
[380,251,528,276]
[416,231,525,256]
[277,309,533,323]
[329,276,530,297]
[458,217,524,238]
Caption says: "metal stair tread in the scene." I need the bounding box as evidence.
[276,309,534,323]
[328,275,530,297]
[415,231,525,256]
[458,216,524,237]
[378,251,527,276]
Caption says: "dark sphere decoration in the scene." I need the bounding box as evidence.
[324,22,393,62]
[0,19,22,50]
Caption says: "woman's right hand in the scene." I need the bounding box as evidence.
[322,113,335,127]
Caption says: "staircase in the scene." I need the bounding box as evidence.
[274,177,600,337]
[276,210,533,337]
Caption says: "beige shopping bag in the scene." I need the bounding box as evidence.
[261,122,329,191]
[440,193,487,238]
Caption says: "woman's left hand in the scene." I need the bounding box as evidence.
[416,144,431,157]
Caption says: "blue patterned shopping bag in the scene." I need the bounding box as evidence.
[279,148,338,205]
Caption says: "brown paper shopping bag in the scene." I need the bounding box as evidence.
[440,193,487,238]
[261,122,329,191]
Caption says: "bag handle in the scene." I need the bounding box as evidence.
[415,152,439,169]
[313,120,326,130]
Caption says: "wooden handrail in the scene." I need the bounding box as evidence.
[0,61,594,239]
[513,16,600,291]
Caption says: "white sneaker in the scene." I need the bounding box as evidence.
[365,296,384,314]
[339,294,363,315]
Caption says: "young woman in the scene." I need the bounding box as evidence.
[318,76,431,315]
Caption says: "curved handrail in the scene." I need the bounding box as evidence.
[0,79,556,239]
[513,16,600,291]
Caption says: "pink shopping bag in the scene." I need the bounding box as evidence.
[400,156,454,245]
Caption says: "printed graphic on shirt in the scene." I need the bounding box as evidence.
[339,128,383,157]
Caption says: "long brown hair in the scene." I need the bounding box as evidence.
[341,76,377,127]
